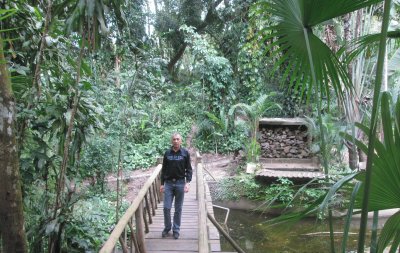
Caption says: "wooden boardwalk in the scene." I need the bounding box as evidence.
[144,172,224,253]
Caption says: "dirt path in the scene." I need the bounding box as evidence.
[106,127,240,202]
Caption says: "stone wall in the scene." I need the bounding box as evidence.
[259,120,311,159]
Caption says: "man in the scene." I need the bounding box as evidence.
[160,133,192,239]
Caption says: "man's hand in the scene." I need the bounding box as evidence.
[184,183,190,193]
[160,185,164,193]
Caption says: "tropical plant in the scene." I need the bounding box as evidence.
[181,25,236,113]
[342,91,400,252]
[264,177,296,206]
[252,0,391,252]
[197,110,230,153]
[278,91,400,252]
[229,93,281,163]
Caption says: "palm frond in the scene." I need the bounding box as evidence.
[205,110,229,134]
[388,47,400,76]
[65,0,108,34]
[377,211,400,252]
[0,8,17,21]
[346,30,400,62]
[256,0,383,104]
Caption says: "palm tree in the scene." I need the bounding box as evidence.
[197,110,230,153]
[229,93,280,163]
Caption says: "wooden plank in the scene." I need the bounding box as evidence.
[143,159,228,253]
[146,239,198,251]
[210,239,221,252]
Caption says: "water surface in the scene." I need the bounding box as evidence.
[214,208,373,253]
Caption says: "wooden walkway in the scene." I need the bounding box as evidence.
[144,172,224,253]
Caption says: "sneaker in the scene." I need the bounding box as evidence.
[162,230,169,238]
[173,232,179,239]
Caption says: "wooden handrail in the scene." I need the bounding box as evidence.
[100,153,222,253]
[196,152,210,253]
[207,212,246,253]
[99,164,162,253]
[197,152,244,253]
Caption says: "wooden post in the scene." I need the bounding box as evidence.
[155,177,161,203]
[153,182,159,207]
[135,202,146,253]
[195,152,202,201]
[128,220,140,253]
[197,160,209,253]
[149,186,156,215]
[142,201,149,233]
[144,193,152,224]
[118,236,129,253]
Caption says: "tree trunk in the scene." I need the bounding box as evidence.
[324,24,338,53]
[50,30,84,253]
[33,0,52,98]
[115,55,121,88]
[355,9,366,164]
[166,0,223,74]
[0,34,28,253]
[343,13,359,170]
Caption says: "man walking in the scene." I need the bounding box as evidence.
[160,132,192,239]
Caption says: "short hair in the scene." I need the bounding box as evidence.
[171,132,182,140]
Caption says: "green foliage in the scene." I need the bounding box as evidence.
[194,109,247,153]
[214,175,326,209]
[9,0,400,251]
[195,118,246,154]
[181,25,236,113]
[264,178,295,205]
[214,174,263,201]
[80,138,114,189]
[244,138,261,163]
[229,93,281,162]
[348,92,400,252]
[236,29,283,104]
[305,114,348,170]
[64,194,130,252]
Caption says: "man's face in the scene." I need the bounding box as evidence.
[172,135,182,150]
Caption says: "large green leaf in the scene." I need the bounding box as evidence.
[355,92,400,211]
[377,211,400,252]
[65,0,109,35]
[256,0,383,103]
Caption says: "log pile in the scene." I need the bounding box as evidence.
[259,126,311,159]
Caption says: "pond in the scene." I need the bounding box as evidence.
[213,208,377,253]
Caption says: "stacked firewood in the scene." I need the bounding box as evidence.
[259,126,311,159]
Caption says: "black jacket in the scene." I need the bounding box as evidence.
[161,147,193,185]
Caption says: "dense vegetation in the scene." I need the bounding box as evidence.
[1,0,400,252]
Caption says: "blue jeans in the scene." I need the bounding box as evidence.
[163,179,185,233]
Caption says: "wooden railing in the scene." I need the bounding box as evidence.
[99,153,240,253]
[198,153,246,253]
[195,153,210,253]
[99,163,162,253]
